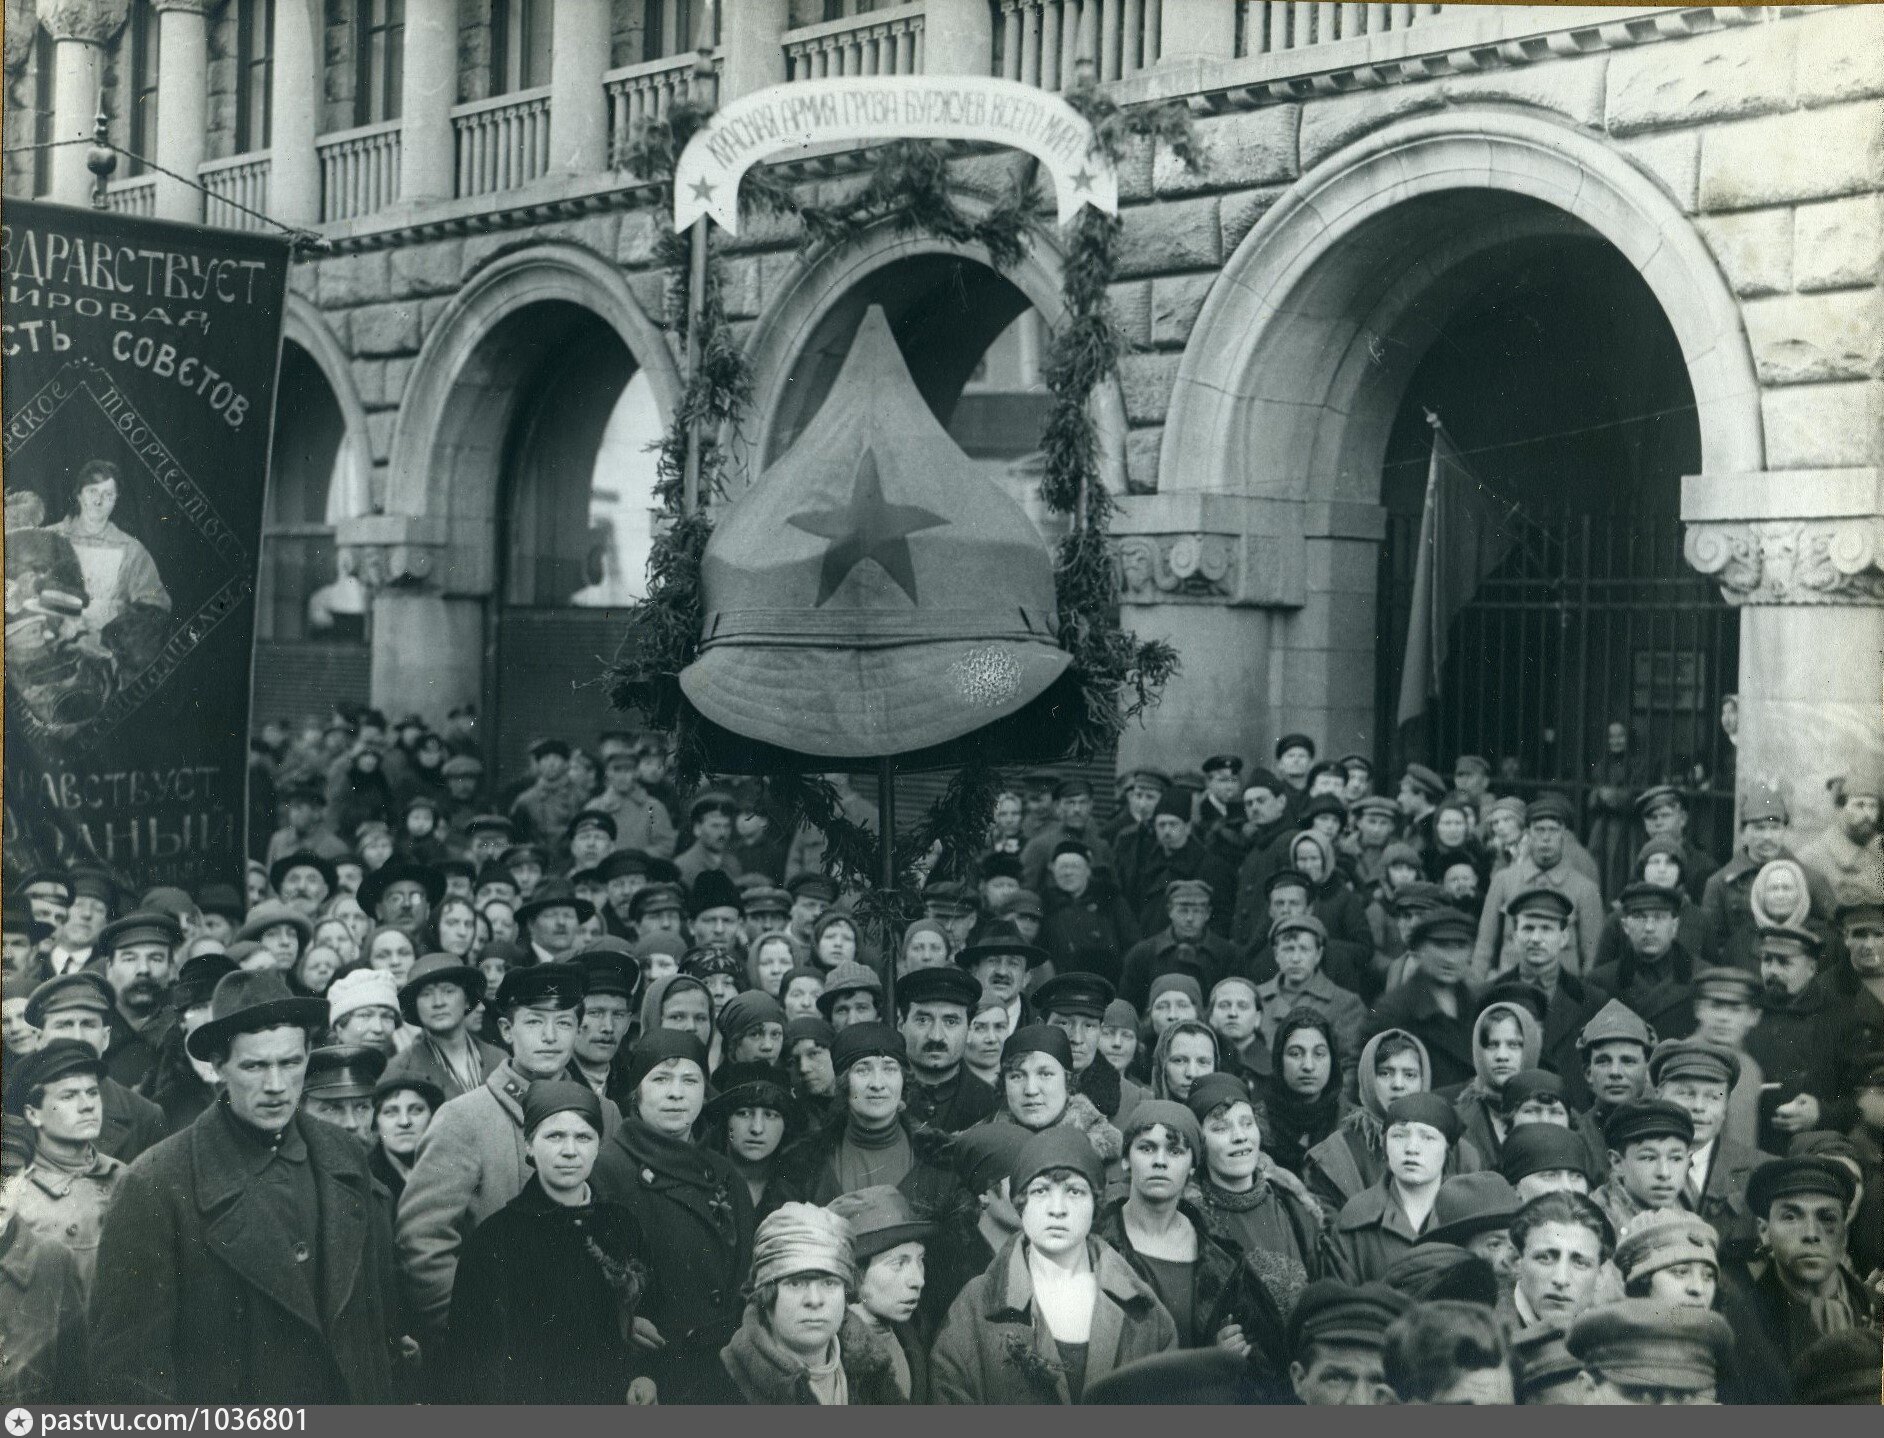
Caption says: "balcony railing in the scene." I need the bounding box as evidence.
[200,151,271,230]
[1239,1,1445,55]
[105,174,157,217]
[997,0,1159,91]
[317,119,401,222]
[784,3,926,81]
[453,86,553,199]
[605,51,717,168]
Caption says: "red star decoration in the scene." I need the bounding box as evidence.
[787,449,946,606]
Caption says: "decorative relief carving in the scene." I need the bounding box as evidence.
[1115,532,1239,603]
[34,0,129,45]
[1685,519,1884,605]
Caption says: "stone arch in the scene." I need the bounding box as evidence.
[1159,108,1764,499]
[281,292,371,516]
[743,216,1130,493]
[385,242,683,576]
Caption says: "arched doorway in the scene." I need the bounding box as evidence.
[486,303,665,776]
[255,338,371,725]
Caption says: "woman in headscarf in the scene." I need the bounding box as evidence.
[591,1032,754,1405]
[985,1024,1122,1169]
[1285,829,1373,965]
[896,919,953,979]
[812,912,861,973]
[1254,1008,1350,1179]
[1187,1073,1321,1301]
[1093,1101,1291,1383]
[1424,796,1489,892]
[1147,1019,1218,1104]
[450,1080,649,1403]
[1449,996,1543,1171]
[1301,1028,1485,1216]
[748,932,804,999]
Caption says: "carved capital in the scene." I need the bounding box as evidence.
[335,514,446,592]
[5,0,38,71]
[34,0,128,44]
[1114,532,1240,604]
[1684,517,1884,605]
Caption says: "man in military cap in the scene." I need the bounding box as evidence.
[1567,1298,1734,1404]
[628,881,687,945]
[1587,881,1697,1041]
[1700,784,1834,968]
[1593,1099,1695,1234]
[1118,877,1237,1010]
[675,792,744,888]
[1036,971,1144,1125]
[1797,767,1883,901]
[897,965,996,1133]
[1107,767,1170,907]
[19,972,166,1165]
[4,1038,124,1298]
[1570,1000,1656,1185]
[1258,914,1366,1093]
[1286,1279,1408,1404]
[1649,1037,1766,1261]
[96,909,181,1090]
[1744,924,1854,1151]
[1636,784,1715,905]
[397,961,617,1340]
[1127,788,1236,937]
[1501,886,1605,1109]
[264,775,350,869]
[301,1044,387,1144]
[1367,909,1482,1089]
[385,952,503,1102]
[1477,794,1604,979]
[568,942,637,1104]
[588,745,678,860]
[1018,777,1115,894]
[508,737,582,846]
[1719,1156,1878,1393]
[1193,754,1246,841]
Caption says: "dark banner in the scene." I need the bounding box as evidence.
[3,198,290,895]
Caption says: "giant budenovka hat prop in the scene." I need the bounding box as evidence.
[678,307,1077,771]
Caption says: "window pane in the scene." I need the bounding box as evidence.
[522,0,553,87]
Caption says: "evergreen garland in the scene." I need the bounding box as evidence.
[607,75,1197,888]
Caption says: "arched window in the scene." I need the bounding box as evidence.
[259,343,365,643]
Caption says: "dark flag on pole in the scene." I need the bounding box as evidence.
[2,199,290,894]
[1395,416,1522,730]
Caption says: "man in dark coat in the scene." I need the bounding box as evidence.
[1499,886,1605,1110]
[1647,1037,1767,1263]
[1019,778,1116,893]
[1635,785,1716,906]
[97,910,181,1091]
[1364,911,1479,1090]
[1107,769,1168,911]
[1744,925,1860,1152]
[1118,879,1239,1010]
[1128,792,1237,938]
[19,972,166,1166]
[898,966,998,1134]
[1038,840,1139,989]
[89,970,408,1402]
[1586,882,1697,1042]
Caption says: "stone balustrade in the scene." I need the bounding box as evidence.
[318,120,402,223]
[784,3,927,81]
[453,87,553,199]
[103,173,155,216]
[200,151,271,231]
[605,52,718,168]
[1240,2,1444,56]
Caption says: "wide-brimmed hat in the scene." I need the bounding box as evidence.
[679,307,1073,768]
[356,859,445,917]
[269,850,338,895]
[186,970,328,1061]
[956,920,1049,972]
[235,900,314,946]
[515,879,596,927]
[398,952,487,1021]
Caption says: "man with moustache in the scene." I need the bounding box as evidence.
[358,859,442,944]
[1796,769,1883,906]
[1120,879,1239,1011]
[897,966,996,1133]
[1587,882,1697,1043]
[955,920,1045,1035]
[1744,925,1857,1153]
[1499,887,1605,1110]
[270,851,337,923]
[96,911,181,1090]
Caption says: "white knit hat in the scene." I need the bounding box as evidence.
[327,967,401,1026]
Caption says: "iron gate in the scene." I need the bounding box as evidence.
[1376,510,1740,854]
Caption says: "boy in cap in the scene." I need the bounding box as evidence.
[1325,1092,1458,1283]
[588,746,678,860]
[1594,1100,1695,1235]
[1475,794,1603,979]
[4,1038,124,1297]
[20,972,166,1166]
[397,962,616,1340]
[1568,1298,1734,1404]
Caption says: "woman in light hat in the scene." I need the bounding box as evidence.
[1615,1206,1720,1311]
[448,1080,647,1403]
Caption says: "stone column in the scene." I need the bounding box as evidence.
[268,0,320,224]
[716,0,787,104]
[547,0,609,174]
[36,0,127,206]
[150,0,205,221]
[1155,0,1236,62]
[398,0,456,203]
[1684,469,1884,836]
[923,0,993,76]
[337,514,483,725]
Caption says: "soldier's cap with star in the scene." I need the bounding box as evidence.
[1577,998,1655,1053]
[1567,1300,1733,1392]
[678,307,1072,766]
[493,961,586,1015]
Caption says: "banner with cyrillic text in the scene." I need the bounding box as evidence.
[673,77,1120,233]
[3,198,290,894]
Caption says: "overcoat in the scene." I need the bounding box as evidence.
[1320,1177,1431,1285]
[718,1306,916,1404]
[381,1033,506,1103]
[1585,945,1698,1043]
[0,1214,88,1403]
[776,1111,961,1210]
[930,1235,1178,1404]
[88,1104,404,1403]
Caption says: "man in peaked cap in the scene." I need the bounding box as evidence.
[674,792,743,889]
[95,909,182,1091]
[19,972,166,1167]
[1366,908,1482,1090]
[301,1044,388,1145]
[1567,1298,1734,1404]
[1193,753,1246,840]
[1035,971,1145,1127]
[4,1037,124,1298]
[1118,875,1238,1011]
[1744,923,1859,1154]
[567,941,638,1104]
[1476,792,1604,981]
[1649,1036,1765,1261]
[1286,1279,1408,1404]
[1570,998,1657,1185]
[1500,885,1606,1110]
[1635,784,1716,905]
[397,961,619,1340]
[1127,787,1236,939]
[895,965,996,1134]
[1018,776,1115,895]
[562,808,618,875]
[89,969,407,1403]
[1593,1099,1696,1235]
[1588,881,1699,1044]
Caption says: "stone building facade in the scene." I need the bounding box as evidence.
[7,1,1880,830]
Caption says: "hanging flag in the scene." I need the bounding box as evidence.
[1395,418,1522,729]
[3,199,291,894]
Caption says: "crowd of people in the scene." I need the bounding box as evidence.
[3,701,1881,1406]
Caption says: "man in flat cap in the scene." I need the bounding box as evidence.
[567,943,638,1104]
[1036,972,1145,1127]
[1345,796,1405,891]
[1650,1037,1766,1261]
[1366,909,1482,1090]
[301,1043,388,1145]
[90,970,407,1402]
[1476,794,1604,980]
[1568,1298,1734,1404]
[1193,754,1246,841]
[1688,963,1768,1150]
[1745,925,1854,1152]
[588,745,678,860]
[1593,1099,1695,1235]
[508,737,582,846]
[1587,881,1699,1042]
[1719,1156,1878,1397]
[19,972,166,1166]
[3,1038,124,1299]
[671,792,743,889]
[1636,785,1716,906]
[1107,768,1170,907]
[1258,914,1366,1093]
[1700,784,1834,968]
[95,909,181,1090]
[897,966,997,1134]
[1126,788,1236,938]
[397,962,619,1344]
[1501,886,1606,1109]
[1285,1279,1407,1404]
[1118,877,1237,1010]
[1797,766,1883,902]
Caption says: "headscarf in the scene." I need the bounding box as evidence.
[1288,829,1339,889]
[1750,859,1812,929]
[1467,1000,1543,1100]
[745,930,807,995]
[899,918,952,966]
[638,972,714,1039]
[1263,1008,1345,1169]
[1149,1019,1219,1101]
[1340,1028,1433,1155]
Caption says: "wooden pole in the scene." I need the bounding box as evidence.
[877,756,897,1016]
[680,7,719,515]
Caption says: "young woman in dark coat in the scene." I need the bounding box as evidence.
[703,1060,807,1222]
[366,1074,441,1205]
[590,1030,754,1405]
[1254,1010,1351,1179]
[447,1082,647,1404]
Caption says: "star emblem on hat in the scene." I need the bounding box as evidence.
[787,448,946,605]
